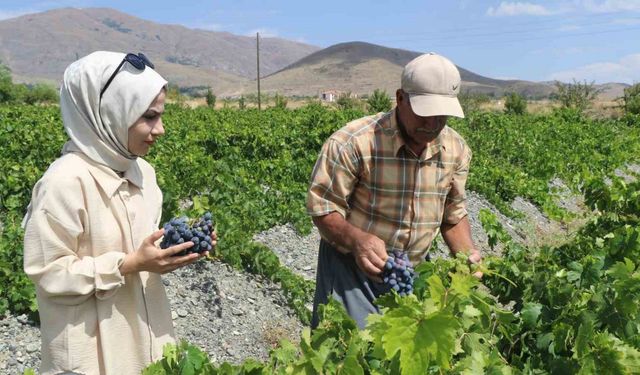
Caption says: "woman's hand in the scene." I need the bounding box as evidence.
[120,229,206,275]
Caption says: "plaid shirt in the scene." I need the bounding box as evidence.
[306,109,471,263]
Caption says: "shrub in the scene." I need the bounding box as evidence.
[0,64,13,103]
[205,87,216,108]
[504,93,527,115]
[22,84,59,104]
[336,92,361,111]
[459,91,491,114]
[366,89,392,113]
[166,84,187,107]
[238,96,246,110]
[553,79,600,112]
[622,83,640,115]
[273,93,288,109]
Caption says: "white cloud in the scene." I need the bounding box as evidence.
[612,17,640,25]
[0,8,38,20]
[293,37,309,44]
[549,53,640,83]
[557,24,581,31]
[245,28,278,38]
[487,2,552,16]
[576,0,640,13]
[191,23,225,31]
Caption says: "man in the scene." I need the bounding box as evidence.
[306,53,481,329]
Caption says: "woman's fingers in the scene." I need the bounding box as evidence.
[166,241,195,256]
[146,229,165,244]
[169,252,201,268]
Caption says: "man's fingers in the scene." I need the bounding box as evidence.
[359,257,383,279]
[147,229,165,244]
[166,241,195,256]
[468,252,482,264]
[368,251,387,270]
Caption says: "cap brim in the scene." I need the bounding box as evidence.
[408,94,465,118]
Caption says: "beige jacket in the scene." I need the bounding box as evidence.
[23,152,175,375]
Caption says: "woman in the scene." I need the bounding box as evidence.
[22,51,213,374]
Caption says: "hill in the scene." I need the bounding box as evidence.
[228,42,558,98]
[0,7,320,91]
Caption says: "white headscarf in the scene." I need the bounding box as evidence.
[60,51,168,172]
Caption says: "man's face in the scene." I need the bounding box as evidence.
[396,89,447,146]
[127,89,166,156]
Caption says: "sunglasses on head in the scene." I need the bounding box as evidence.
[99,52,155,99]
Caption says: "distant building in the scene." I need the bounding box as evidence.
[319,90,358,102]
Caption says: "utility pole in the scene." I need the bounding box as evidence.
[256,32,261,110]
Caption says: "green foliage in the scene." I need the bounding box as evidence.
[482,178,640,373]
[166,84,187,107]
[1,104,639,318]
[2,100,639,374]
[151,178,640,372]
[0,62,58,104]
[22,84,59,104]
[503,93,527,115]
[238,96,246,110]
[273,93,287,110]
[0,63,14,103]
[0,213,37,315]
[206,87,216,108]
[450,111,640,219]
[553,79,600,113]
[622,83,640,115]
[366,89,392,113]
[458,91,490,114]
[336,92,362,111]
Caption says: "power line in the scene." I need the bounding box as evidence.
[371,25,640,49]
[371,17,640,44]
[355,14,640,42]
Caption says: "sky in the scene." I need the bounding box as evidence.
[1,0,639,84]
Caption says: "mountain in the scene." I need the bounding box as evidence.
[0,7,320,91]
[0,9,626,99]
[228,41,559,98]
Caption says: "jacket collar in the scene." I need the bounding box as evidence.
[77,153,144,197]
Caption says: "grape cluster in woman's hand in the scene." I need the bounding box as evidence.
[381,250,415,296]
[160,212,215,255]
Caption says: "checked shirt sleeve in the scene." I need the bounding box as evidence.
[306,138,361,219]
[443,142,472,224]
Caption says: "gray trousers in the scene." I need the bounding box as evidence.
[311,239,391,329]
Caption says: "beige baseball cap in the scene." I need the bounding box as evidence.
[401,53,464,118]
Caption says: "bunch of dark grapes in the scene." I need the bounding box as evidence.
[381,251,415,296]
[160,212,215,255]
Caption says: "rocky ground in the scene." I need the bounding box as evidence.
[0,261,304,374]
[0,172,620,374]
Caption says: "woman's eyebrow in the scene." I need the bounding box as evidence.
[146,109,162,115]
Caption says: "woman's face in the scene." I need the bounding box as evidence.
[128,89,166,156]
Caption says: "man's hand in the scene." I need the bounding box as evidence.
[120,229,206,275]
[352,232,388,282]
[468,250,483,279]
[441,216,482,278]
